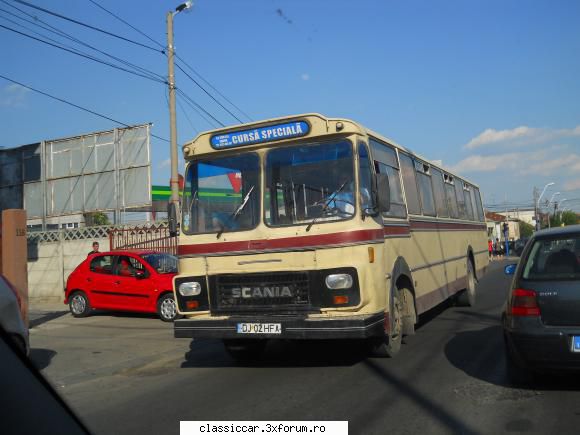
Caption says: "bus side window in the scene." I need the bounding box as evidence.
[463,183,475,221]
[370,140,406,218]
[473,187,485,222]
[358,143,374,213]
[398,153,421,215]
[455,178,467,219]
[443,174,459,218]
[414,160,436,217]
[430,167,449,218]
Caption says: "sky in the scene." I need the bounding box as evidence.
[1,0,579,213]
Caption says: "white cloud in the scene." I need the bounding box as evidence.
[463,125,580,150]
[564,179,580,191]
[0,84,30,108]
[158,158,171,169]
[301,73,310,81]
[451,147,580,178]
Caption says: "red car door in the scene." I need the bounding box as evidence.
[110,255,155,312]
[86,255,117,308]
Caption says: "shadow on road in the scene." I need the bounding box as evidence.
[91,310,159,320]
[29,348,57,370]
[445,325,580,391]
[181,339,368,368]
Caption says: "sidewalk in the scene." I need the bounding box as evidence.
[29,301,69,329]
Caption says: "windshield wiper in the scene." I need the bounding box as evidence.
[216,185,255,239]
[305,179,350,232]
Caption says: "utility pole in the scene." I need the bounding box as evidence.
[167,11,179,213]
[533,186,539,231]
[165,2,192,235]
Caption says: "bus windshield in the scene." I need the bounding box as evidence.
[182,153,260,235]
[265,140,355,226]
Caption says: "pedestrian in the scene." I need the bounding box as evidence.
[88,241,100,257]
[488,239,493,260]
[495,237,503,259]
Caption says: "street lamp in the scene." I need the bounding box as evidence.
[535,182,554,230]
[548,192,561,206]
[166,1,193,236]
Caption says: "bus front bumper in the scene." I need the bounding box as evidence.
[174,313,385,340]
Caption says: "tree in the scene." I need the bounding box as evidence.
[84,212,110,226]
[561,210,579,226]
[549,211,578,228]
[519,220,534,238]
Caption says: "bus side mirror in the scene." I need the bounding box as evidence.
[168,202,178,237]
[376,173,390,213]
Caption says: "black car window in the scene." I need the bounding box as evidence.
[523,236,580,280]
[89,255,113,275]
[114,255,145,278]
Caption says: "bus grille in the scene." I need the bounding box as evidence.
[212,272,310,312]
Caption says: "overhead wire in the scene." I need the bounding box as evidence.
[0,74,170,143]
[0,5,166,82]
[12,0,161,53]
[0,23,166,83]
[176,89,225,127]
[85,0,253,123]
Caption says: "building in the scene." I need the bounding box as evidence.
[485,211,520,242]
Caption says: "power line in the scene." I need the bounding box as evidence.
[175,54,253,123]
[0,23,166,83]
[0,74,169,143]
[175,88,225,127]
[174,62,243,124]
[84,0,252,123]
[0,5,165,82]
[12,0,162,53]
[86,0,165,50]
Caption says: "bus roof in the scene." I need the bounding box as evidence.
[182,113,480,189]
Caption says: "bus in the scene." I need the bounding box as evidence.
[173,113,489,360]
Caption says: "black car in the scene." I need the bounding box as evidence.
[503,225,580,382]
[513,237,530,257]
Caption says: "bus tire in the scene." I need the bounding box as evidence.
[457,260,476,307]
[223,339,267,362]
[369,289,402,358]
[401,287,416,338]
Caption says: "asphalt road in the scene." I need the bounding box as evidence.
[30,260,580,435]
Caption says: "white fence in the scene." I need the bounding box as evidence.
[27,226,112,303]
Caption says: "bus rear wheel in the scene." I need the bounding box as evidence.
[457,260,476,307]
[369,288,403,358]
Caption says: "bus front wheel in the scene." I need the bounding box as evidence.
[369,288,403,358]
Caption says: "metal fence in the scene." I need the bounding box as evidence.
[109,223,177,255]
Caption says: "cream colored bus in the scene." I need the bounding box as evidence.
[173,113,488,359]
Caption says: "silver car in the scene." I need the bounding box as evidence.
[0,275,29,356]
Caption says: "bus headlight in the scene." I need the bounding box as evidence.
[178,281,201,296]
[325,274,353,289]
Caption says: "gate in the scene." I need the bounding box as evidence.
[109,223,177,255]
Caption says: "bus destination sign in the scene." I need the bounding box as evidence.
[210,121,310,149]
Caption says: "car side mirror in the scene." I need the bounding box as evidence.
[375,173,390,213]
[504,263,517,275]
[168,202,178,237]
[135,269,146,279]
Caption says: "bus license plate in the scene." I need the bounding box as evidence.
[237,323,281,334]
[572,336,580,353]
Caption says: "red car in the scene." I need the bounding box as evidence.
[64,250,179,322]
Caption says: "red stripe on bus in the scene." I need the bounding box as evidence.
[410,220,486,231]
[178,229,385,255]
[383,225,410,236]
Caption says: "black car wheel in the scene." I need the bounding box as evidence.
[157,293,178,322]
[504,335,534,386]
[69,291,91,318]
